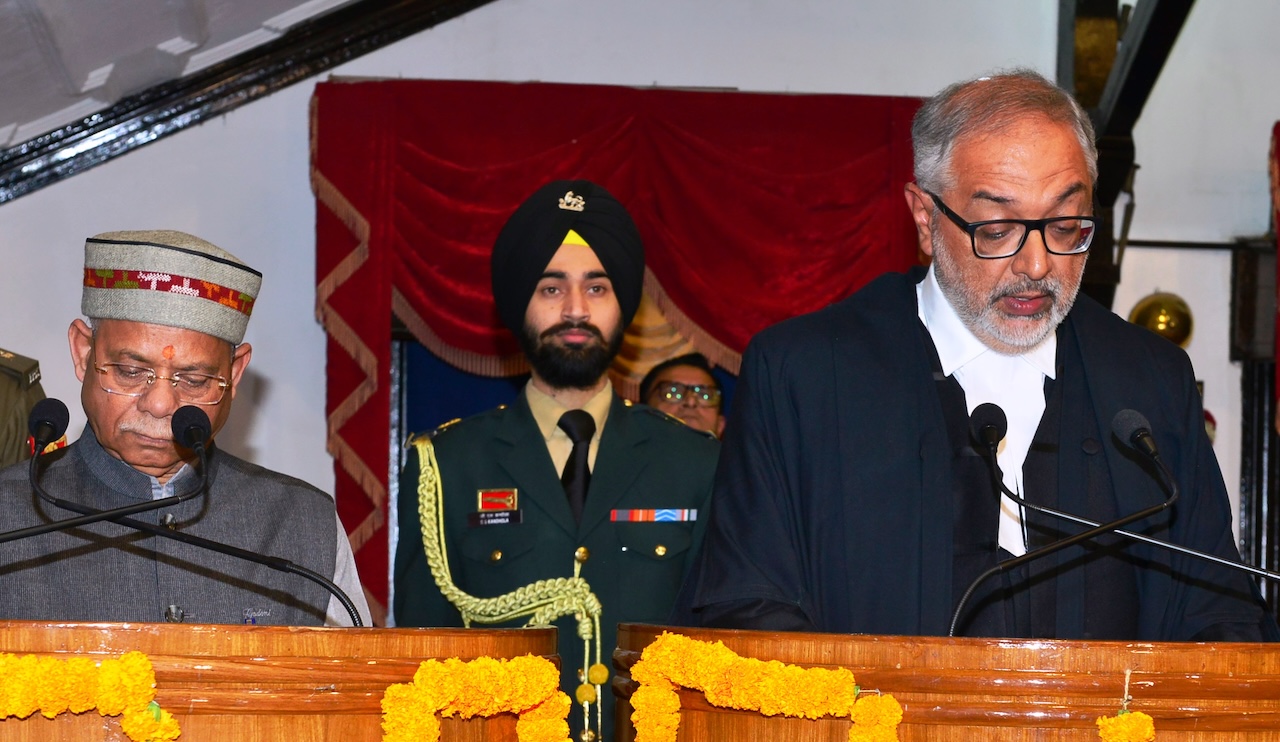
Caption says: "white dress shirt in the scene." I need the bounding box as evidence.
[917,266,1057,556]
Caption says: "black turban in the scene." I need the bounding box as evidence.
[490,180,645,338]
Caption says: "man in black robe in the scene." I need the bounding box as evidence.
[681,70,1277,641]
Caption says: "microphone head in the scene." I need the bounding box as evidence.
[28,398,70,442]
[171,406,213,449]
[1111,409,1152,446]
[969,402,1008,446]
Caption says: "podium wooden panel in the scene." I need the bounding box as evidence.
[614,623,1280,741]
[0,620,557,741]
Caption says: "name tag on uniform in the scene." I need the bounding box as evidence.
[469,510,522,527]
[610,508,697,522]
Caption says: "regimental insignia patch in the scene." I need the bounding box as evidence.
[478,489,518,511]
[610,509,698,522]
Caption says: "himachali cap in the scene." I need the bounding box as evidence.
[82,230,262,345]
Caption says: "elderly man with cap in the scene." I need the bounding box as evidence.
[0,230,369,627]
[394,180,719,732]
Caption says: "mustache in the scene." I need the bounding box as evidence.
[540,321,605,342]
[992,278,1060,303]
[117,420,173,441]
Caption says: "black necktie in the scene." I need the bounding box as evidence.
[557,410,595,524]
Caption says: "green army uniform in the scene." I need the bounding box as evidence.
[393,390,719,729]
[0,348,45,470]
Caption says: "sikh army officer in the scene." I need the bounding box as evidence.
[394,181,720,732]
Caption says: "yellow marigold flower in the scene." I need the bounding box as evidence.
[120,702,181,742]
[515,713,570,742]
[631,685,681,742]
[7,654,41,719]
[64,656,99,714]
[382,682,441,742]
[522,690,571,721]
[629,633,902,742]
[34,655,70,719]
[382,655,567,742]
[852,694,904,728]
[1097,710,1156,742]
[848,725,900,742]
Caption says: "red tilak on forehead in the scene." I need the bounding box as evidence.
[162,346,175,360]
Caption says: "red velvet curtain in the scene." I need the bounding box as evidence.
[311,79,922,622]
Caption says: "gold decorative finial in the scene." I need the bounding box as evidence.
[558,190,586,212]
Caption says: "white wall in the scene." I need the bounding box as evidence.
[0,0,1058,494]
[1114,0,1280,527]
[0,0,1271,541]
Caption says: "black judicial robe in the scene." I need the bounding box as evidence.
[685,268,1276,640]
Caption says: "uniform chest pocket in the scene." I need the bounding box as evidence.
[459,524,539,568]
[617,523,693,562]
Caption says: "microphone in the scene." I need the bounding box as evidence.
[969,402,1007,454]
[3,402,212,545]
[28,397,70,452]
[172,405,212,453]
[1113,408,1160,460]
[10,400,364,627]
[950,408,1181,636]
[969,404,1280,585]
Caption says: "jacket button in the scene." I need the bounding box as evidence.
[164,605,185,623]
[654,544,668,557]
[162,513,177,530]
[1082,438,1101,455]
[575,546,590,563]
[490,550,503,562]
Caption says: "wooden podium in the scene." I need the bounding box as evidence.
[614,623,1280,741]
[0,620,556,741]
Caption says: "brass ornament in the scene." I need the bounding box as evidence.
[558,191,586,212]
[1128,291,1193,348]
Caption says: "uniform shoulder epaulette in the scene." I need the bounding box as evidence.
[0,348,40,390]
[404,403,514,447]
[404,418,462,448]
[427,417,464,439]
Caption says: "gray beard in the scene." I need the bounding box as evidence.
[930,226,1081,354]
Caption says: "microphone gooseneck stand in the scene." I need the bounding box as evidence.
[949,408,1178,637]
[954,404,1280,637]
[21,401,364,627]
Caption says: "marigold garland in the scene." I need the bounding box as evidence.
[1097,710,1156,742]
[0,651,179,741]
[381,654,570,742]
[629,633,901,742]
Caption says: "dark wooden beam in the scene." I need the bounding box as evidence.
[1059,0,1195,309]
[0,0,498,205]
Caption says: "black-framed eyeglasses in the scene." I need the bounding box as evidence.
[652,382,721,408]
[93,360,230,406]
[926,190,1096,259]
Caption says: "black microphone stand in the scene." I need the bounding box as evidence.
[24,428,364,628]
[949,432,1178,637]
[981,449,1280,584]
[0,440,208,545]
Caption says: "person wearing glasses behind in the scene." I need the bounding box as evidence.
[680,70,1277,642]
[639,353,726,438]
[0,230,369,627]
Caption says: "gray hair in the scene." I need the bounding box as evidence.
[911,69,1098,193]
